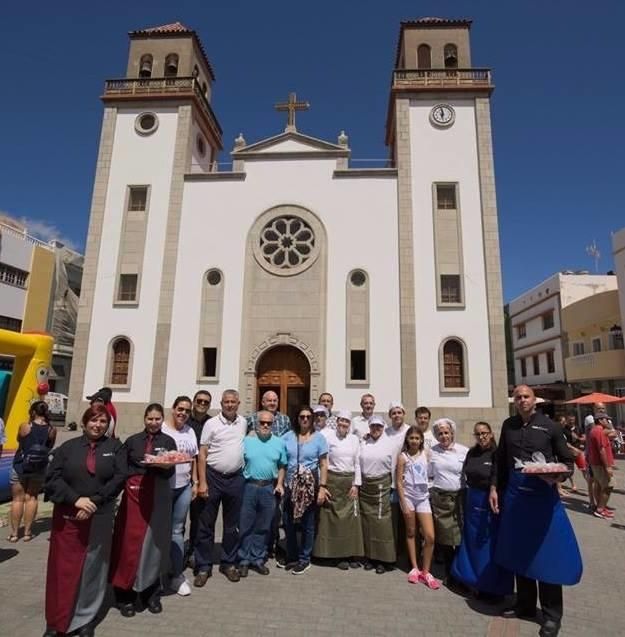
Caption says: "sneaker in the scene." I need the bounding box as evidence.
[176,579,192,596]
[593,508,607,519]
[407,568,420,584]
[276,559,298,570]
[419,571,441,590]
[292,561,311,575]
[599,508,614,518]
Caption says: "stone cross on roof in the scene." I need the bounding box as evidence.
[274,92,310,132]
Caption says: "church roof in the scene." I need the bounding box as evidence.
[231,129,348,159]
[394,17,472,69]
[129,21,216,81]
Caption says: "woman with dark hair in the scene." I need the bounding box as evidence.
[451,422,513,600]
[8,400,56,542]
[396,426,439,589]
[109,403,177,617]
[279,405,329,575]
[161,395,198,597]
[43,405,126,637]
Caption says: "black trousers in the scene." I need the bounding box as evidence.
[194,467,244,570]
[516,575,563,624]
[188,496,207,554]
[266,492,282,554]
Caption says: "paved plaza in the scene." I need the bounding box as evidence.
[1,430,624,637]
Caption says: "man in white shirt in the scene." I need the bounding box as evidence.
[415,406,436,450]
[194,389,247,586]
[319,392,337,429]
[351,393,376,440]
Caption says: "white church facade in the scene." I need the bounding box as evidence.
[68,18,508,436]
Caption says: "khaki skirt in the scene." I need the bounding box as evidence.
[314,471,364,558]
[359,473,396,563]
[430,487,464,547]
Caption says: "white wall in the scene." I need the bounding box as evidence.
[0,230,34,271]
[167,156,402,412]
[408,98,493,407]
[83,107,179,402]
[190,117,213,174]
[0,284,26,320]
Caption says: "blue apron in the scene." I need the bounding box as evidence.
[451,487,514,595]
[495,471,582,585]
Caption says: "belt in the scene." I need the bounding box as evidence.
[206,466,242,478]
[246,478,274,487]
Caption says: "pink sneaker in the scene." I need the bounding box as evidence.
[407,568,420,584]
[419,571,441,590]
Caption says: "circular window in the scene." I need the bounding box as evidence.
[197,135,206,156]
[350,270,367,287]
[135,112,159,136]
[252,206,322,277]
[207,269,222,286]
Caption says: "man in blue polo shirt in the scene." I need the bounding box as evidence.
[237,410,287,576]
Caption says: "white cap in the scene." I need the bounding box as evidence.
[388,401,405,412]
[336,409,352,422]
[369,416,386,427]
[584,414,595,427]
[312,405,329,416]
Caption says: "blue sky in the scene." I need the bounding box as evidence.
[1,1,624,301]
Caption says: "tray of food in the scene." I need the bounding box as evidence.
[142,451,192,465]
[514,452,569,476]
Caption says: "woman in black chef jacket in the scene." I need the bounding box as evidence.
[451,422,513,600]
[43,404,126,637]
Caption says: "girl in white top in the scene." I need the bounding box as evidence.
[396,426,439,590]
[161,396,198,596]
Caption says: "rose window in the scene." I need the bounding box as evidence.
[259,216,315,269]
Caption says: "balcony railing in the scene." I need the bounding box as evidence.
[103,77,223,136]
[393,68,492,90]
[564,349,625,383]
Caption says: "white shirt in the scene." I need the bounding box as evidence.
[429,442,469,492]
[200,412,246,474]
[385,423,409,487]
[351,415,371,440]
[318,426,333,442]
[360,435,395,478]
[325,429,362,486]
[162,422,198,489]
[423,429,436,451]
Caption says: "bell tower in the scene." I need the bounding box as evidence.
[386,17,508,428]
[68,22,224,424]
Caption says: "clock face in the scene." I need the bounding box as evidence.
[430,104,455,127]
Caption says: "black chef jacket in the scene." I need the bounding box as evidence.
[463,445,496,491]
[124,429,176,480]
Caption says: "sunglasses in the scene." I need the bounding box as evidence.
[258,420,273,425]
[474,432,490,438]
[299,414,312,420]
[195,399,210,406]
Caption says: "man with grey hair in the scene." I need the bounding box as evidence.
[247,390,291,437]
[351,393,376,440]
[194,390,247,586]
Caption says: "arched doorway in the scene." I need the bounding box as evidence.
[256,345,310,424]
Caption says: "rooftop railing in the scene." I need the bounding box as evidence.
[393,68,492,89]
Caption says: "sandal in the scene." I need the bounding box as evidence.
[22,533,33,542]
[7,534,19,543]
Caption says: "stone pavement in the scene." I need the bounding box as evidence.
[1,432,624,637]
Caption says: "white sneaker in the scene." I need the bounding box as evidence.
[177,578,192,596]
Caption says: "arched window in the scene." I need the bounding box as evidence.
[417,44,431,69]
[110,337,131,385]
[139,54,153,78]
[164,53,179,77]
[444,44,458,69]
[441,338,466,390]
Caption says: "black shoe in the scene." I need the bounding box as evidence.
[501,606,537,620]
[193,569,212,587]
[363,561,375,571]
[251,563,270,575]
[336,560,349,570]
[539,620,561,637]
[276,559,298,570]
[147,597,162,614]
[476,592,504,605]
[219,564,241,582]
[119,602,135,618]
[292,561,311,575]
[348,560,361,569]
[238,564,249,578]
[375,564,386,574]
[77,625,95,637]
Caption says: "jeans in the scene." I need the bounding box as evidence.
[238,482,276,566]
[170,483,192,578]
[283,493,317,565]
[194,467,244,570]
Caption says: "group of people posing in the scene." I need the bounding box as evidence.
[27,385,583,637]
